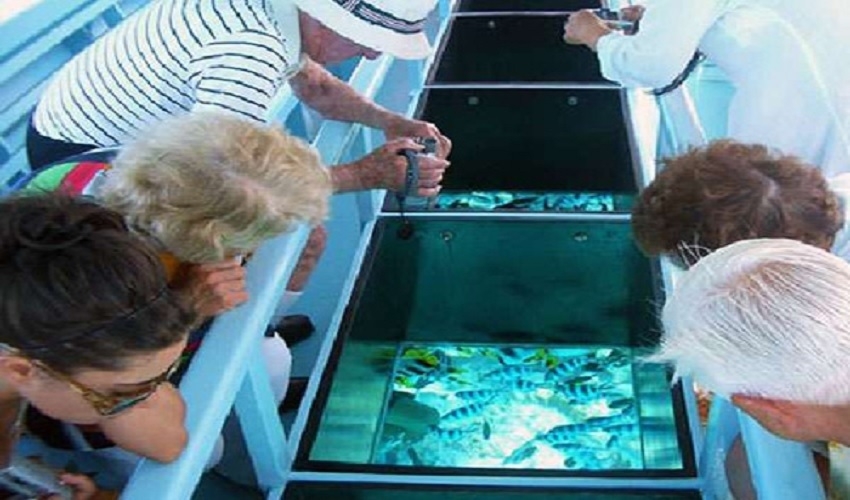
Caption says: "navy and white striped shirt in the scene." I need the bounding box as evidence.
[33,0,300,147]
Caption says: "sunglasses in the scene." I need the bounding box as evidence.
[0,344,183,417]
[33,356,183,417]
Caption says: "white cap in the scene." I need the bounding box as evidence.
[292,0,438,60]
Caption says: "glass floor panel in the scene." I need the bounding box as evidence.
[384,191,635,213]
[414,88,636,194]
[285,483,701,500]
[431,16,607,84]
[295,219,694,477]
[456,0,601,12]
[308,342,683,472]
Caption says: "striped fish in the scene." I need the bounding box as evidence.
[440,402,487,426]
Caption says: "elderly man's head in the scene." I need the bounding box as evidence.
[293,0,439,64]
[654,238,850,444]
[102,113,332,263]
[632,140,843,266]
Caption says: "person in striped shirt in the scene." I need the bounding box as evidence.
[28,0,451,174]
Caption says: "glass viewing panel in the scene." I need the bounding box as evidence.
[416,88,634,193]
[432,16,608,84]
[298,219,693,476]
[285,483,701,500]
[385,191,635,213]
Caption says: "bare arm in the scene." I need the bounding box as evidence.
[98,383,187,462]
[290,57,397,129]
[290,58,452,158]
[329,138,448,196]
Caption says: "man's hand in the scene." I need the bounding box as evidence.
[382,116,452,159]
[733,395,850,446]
[333,138,450,196]
[563,10,612,50]
[176,258,248,318]
[620,5,645,22]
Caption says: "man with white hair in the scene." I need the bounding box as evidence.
[653,238,850,446]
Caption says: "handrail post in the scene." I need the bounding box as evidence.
[234,357,291,492]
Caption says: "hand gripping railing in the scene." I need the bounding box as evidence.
[121,227,309,500]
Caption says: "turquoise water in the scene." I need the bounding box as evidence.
[303,220,688,474]
[377,344,641,470]
[308,341,685,473]
[284,483,701,500]
[430,192,621,212]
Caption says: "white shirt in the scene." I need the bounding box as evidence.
[597,0,850,177]
[33,0,301,147]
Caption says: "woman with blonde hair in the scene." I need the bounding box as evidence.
[21,113,332,459]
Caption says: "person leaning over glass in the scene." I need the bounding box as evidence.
[22,112,332,420]
[0,193,201,499]
[649,238,850,498]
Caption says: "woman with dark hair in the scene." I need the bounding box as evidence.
[0,193,199,497]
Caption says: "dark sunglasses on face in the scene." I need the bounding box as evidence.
[36,356,183,417]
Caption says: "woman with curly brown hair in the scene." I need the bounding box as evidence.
[631,139,850,265]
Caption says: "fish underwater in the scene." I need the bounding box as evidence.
[503,444,537,465]
[607,397,635,411]
[584,413,636,429]
[485,363,545,382]
[547,355,594,379]
[375,343,659,470]
[557,380,610,403]
[454,389,499,403]
[440,403,488,426]
[427,425,479,441]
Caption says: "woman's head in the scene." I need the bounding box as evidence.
[0,193,197,422]
[632,140,843,265]
[103,112,332,263]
